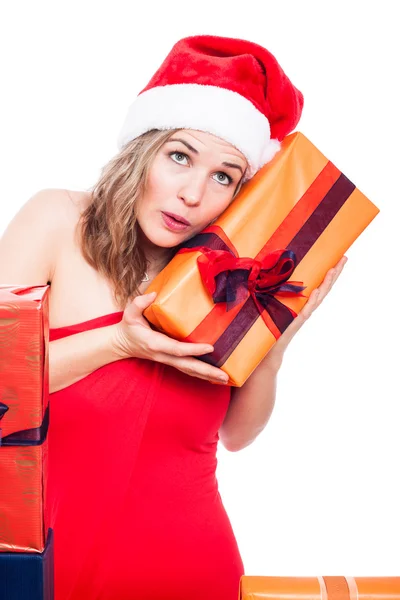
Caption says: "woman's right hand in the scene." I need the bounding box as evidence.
[111,292,230,385]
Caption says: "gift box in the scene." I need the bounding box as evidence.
[238,575,400,599]
[0,527,54,600]
[144,131,380,387]
[0,284,50,553]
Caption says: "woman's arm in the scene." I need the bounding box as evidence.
[218,358,280,452]
[218,255,348,453]
[49,324,123,393]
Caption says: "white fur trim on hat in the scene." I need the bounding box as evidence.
[117,83,281,178]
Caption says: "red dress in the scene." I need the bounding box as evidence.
[45,311,244,600]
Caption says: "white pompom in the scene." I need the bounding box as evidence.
[260,138,281,166]
[244,138,282,180]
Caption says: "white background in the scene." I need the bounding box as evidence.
[1,0,399,577]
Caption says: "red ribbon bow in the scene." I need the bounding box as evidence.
[196,248,307,317]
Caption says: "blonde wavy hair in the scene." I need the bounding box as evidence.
[77,128,246,311]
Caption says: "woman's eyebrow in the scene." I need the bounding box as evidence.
[167,137,199,154]
[166,137,244,175]
[222,161,244,175]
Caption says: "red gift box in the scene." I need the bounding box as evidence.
[0,285,50,553]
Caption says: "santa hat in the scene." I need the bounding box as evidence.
[117,35,304,179]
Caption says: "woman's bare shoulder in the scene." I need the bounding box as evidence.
[0,188,90,287]
[34,188,92,272]
[52,188,92,219]
[27,188,91,225]
[42,188,93,243]
[62,189,92,211]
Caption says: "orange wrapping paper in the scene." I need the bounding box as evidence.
[0,284,50,553]
[239,576,400,600]
[144,132,380,387]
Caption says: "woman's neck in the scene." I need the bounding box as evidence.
[137,227,181,275]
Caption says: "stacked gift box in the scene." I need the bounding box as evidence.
[0,284,54,600]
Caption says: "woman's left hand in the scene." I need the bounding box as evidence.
[260,255,348,372]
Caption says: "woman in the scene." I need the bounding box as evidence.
[0,35,346,599]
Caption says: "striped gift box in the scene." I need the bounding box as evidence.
[239,576,400,599]
[144,132,380,387]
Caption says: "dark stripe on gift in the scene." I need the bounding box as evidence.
[0,404,49,447]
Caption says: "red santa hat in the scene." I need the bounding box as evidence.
[117,35,304,179]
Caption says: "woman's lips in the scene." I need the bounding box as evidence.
[163,211,191,225]
[161,212,191,231]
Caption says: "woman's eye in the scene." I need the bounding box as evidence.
[170,151,189,164]
[213,172,232,186]
[169,152,232,186]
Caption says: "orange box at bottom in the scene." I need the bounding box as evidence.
[239,576,400,599]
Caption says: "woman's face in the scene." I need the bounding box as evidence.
[136,129,248,250]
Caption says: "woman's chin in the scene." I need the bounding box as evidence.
[141,226,190,249]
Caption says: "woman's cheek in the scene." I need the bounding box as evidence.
[214,194,235,218]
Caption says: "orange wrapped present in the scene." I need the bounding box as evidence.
[239,575,400,599]
[144,132,380,387]
[0,284,50,553]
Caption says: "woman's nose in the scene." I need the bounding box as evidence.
[178,174,206,206]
